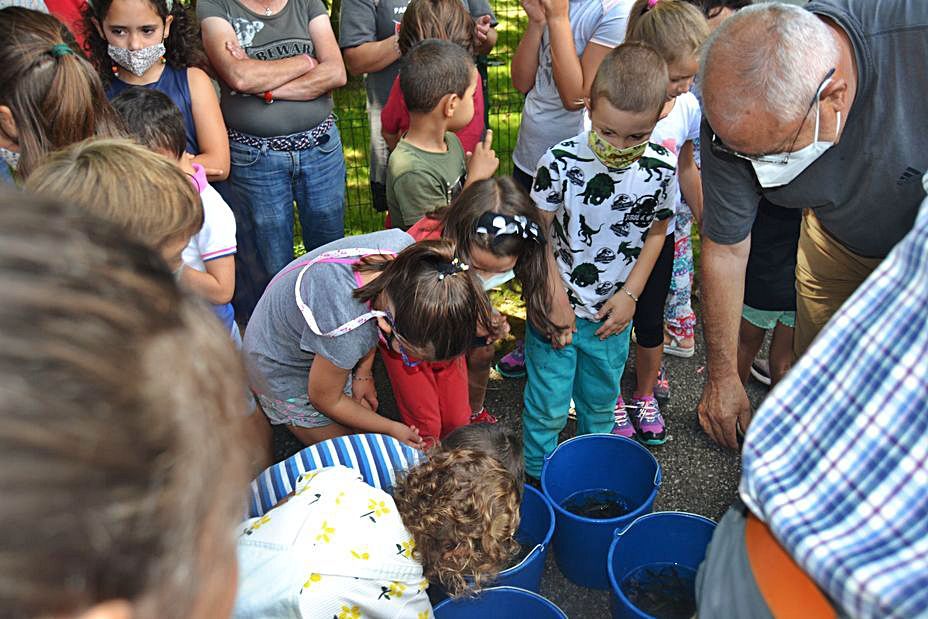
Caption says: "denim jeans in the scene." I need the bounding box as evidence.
[228,122,346,277]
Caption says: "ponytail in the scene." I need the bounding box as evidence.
[354,240,493,362]
[0,7,123,178]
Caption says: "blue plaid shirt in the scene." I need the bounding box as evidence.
[740,178,928,619]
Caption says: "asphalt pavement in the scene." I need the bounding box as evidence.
[270,307,771,617]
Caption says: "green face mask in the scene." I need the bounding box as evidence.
[588,130,648,169]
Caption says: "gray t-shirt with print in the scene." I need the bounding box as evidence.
[338,0,494,106]
[243,229,414,401]
[701,0,928,258]
[198,0,333,137]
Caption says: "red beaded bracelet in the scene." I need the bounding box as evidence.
[263,90,274,104]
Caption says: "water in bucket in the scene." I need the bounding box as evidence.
[561,489,633,519]
[620,562,697,619]
[505,541,535,570]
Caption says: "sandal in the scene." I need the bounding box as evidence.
[663,331,695,358]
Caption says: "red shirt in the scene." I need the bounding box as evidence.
[406,216,443,241]
[47,0,88,49]
[380,74,485,154]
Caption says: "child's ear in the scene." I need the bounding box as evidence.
[443,93,460,119]
[162,14,174,39]
[0,106,18,151]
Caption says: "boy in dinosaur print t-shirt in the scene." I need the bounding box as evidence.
[521,44,677,479]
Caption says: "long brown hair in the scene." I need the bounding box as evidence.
[0,189,250,617]
[398,0,477,55]
[354,240,493,362]
[0,7,123,178]
[432,177,561,335]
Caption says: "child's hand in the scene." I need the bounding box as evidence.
[466,130,499,182]
[475,15,493,44]
[540,0,568,20]
[488,310,511,343]
[594,291,635,339]
[521,0,546,24]
[351,375,379,411]
[548,288,576,349]
[393,422,425,450]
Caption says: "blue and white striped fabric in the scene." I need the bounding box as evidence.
[740,178,928,618]
[248,433,426,518]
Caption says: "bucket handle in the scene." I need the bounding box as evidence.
[653,463,663,487]
[613,521,635,538]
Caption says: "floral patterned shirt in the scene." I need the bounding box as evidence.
[234,465,432,619]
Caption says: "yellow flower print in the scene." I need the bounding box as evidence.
[360,498,391,523]
[417,611,431,619]
[377,581,407,600]
[417,578,429,592]
[335,491,346,505]
[316,520,335,543]
[300,573,321,593]
[243,514,271,535]
[298,471,319,484]
[336,605,361,619]
[395,538,415,558]
[351,549,370,560]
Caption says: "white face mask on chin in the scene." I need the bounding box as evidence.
[751,101,841,189]
[479,269,515,291]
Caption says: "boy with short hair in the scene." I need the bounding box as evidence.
[522,43,678,480]
[386,38,498,229]
[112,87,239,342]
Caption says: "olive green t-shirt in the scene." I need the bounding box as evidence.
[386,133,466,229]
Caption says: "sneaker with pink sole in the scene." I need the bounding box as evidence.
[629,396,667,445]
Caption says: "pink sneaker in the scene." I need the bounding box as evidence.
[629,396,667,445]
[611,396,637,439]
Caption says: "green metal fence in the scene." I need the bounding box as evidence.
[332,0,527,236]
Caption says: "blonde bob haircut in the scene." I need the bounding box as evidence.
[626,0,710,65]
[25,138,202,253]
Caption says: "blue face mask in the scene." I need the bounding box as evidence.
[479,269,515,291]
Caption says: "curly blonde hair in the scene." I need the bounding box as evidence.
[393,448,521,597]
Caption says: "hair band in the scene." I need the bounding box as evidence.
[49,43,74,58]
[647,0,658,7]
[474,211,545,247]
[436,258,469,280]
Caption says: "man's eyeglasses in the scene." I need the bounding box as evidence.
[710,67,836,165]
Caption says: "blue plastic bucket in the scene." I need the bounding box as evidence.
[433,586,567,618]
[607,512,716,618]
[493,483,556,592]
[542,434,661,589]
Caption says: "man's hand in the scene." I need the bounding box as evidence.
[351,375,379,411]
[697,373,752,450]
[465,129,499,182]
[594,291,635,339]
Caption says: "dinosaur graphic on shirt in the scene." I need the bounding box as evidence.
[618,241,641,265]
[551,148,594,167]
[569,262,606,287]
[637,156,675,183]
[580,172,617,205]
[578,214,603,246]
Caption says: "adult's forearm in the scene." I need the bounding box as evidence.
[343,38,400,75]
[224,54,314,94]
[272,62,347,101]
[701,236,750,378]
